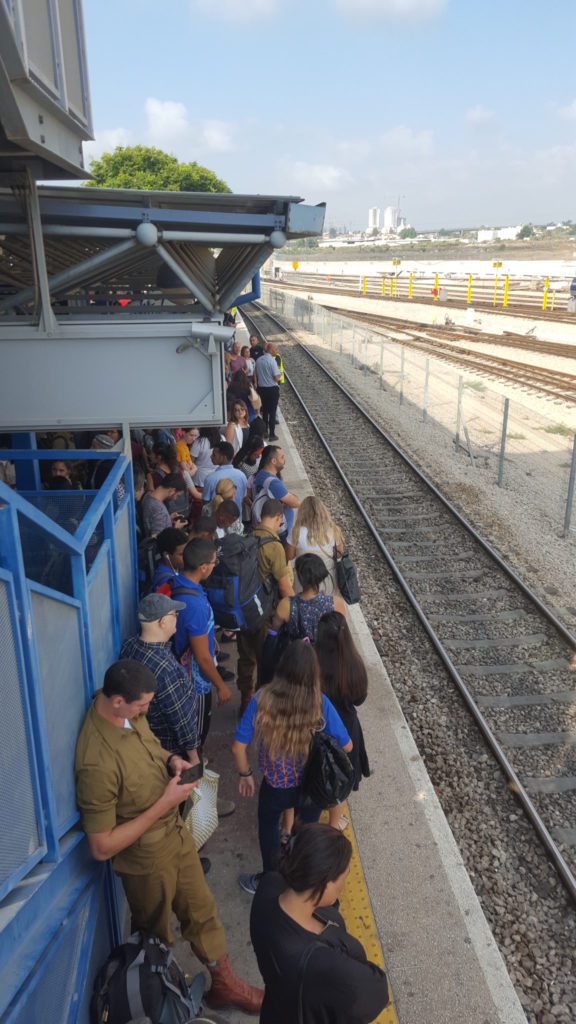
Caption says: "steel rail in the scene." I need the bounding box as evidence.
[243,302,576,906]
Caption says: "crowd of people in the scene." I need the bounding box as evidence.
[70,330,388,1021]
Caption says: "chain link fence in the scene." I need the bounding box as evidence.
[262,285,576,538]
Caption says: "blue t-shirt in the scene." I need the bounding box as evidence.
[253,470,293,536]
[173,574,214,696]
[235,693,350,789]
[202,465,247,514]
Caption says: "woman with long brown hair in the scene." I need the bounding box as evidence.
[224,399,250,455]
[232,641,352,895]
[315,611,370,831]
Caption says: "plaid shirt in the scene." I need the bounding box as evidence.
[120,635,199,754]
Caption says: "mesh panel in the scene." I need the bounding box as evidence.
[0,580,41,894]
[77,876,115,1024]
[6,890,91,1024]
[88,553,115,691]
[21,492,96,535]
[115,505,137,641]
[85,519,105,575]
[30,591,86,832]
[18,514,73,597]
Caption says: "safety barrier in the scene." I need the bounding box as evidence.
[0,449,137,1023]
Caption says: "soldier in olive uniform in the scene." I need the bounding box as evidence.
[75,656,263,1015]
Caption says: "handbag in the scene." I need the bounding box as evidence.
[301,729,355,809]
[182,768,219,850]
[333,546,360,605]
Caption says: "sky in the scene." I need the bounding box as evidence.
[81,0,576,232]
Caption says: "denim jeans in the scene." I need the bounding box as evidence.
[258,778,321,872]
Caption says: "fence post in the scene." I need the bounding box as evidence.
[400,347,405,406]
[563,434,576,537]
[455,375,463,451]
[379,340,384,389]
[503,276,509,308]
[498,398,510,487]
[423,357,430,424]
[467,274,472,304]
[409,273,413,299]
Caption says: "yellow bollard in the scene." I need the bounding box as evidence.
[433,272,438,302]
[551,289,556,311]
[363,277,367,295]
[467,274,472,304]
[503,275,509,308]
[409,273,413,299]
[389,277,393,297]
[493,275,498,306]
[542,277,549,311]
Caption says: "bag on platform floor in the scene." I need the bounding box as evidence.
[301,729,355,809]
[204,532,277,631]
[91,931,204,1024]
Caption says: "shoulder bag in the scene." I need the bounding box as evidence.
[301,727,354,809]
[333,546,361,605]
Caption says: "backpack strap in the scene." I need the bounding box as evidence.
[296,940,330,1024]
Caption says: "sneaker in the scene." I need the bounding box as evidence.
[268,433,279,441]
[238,872,261,896]
[219,667,236,683]
[200,856,211,875]
[217,798,236,818]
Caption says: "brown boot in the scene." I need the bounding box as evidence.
[205,953,264,1015]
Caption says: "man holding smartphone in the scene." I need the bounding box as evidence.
[75,658,263,1015]
[120,592,235,824]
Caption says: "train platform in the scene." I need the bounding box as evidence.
[173,405,528,1024]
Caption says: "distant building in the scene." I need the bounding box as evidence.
[384,205,399,233]
[367,207,381,231]
[477,226,521,242]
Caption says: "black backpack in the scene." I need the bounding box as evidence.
[203,533,278,631]
[91,932,204,1024]
[301,731,355,809]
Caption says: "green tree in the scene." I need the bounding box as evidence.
[399,227,417,239]
[86,145,231,193]
[518,223,534,239]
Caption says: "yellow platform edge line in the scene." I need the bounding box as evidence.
[321,806,397,1024]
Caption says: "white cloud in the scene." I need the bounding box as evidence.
[558,99,576,120]
[466,104,494,125]
[83,127,133,167]
[191,0,281,20]
[144,98,237,157]
[286,161,353,192]
[378,125,434,156]
[335,0,447,20]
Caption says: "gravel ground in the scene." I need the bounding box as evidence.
[275,339,576,1024]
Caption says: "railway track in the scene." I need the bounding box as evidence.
[267,274,576,323]
[318,307,576,404]
[323,306,576,361]
[243,301,576,906]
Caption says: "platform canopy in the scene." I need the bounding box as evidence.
[0,185,325,318]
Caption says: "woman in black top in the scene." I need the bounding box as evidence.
[250,823,389,1024]
[315,611,371,831]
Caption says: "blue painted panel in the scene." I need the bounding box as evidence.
[115,503,137,641]
[87,547,115,690]
[30,590,86,833]
[0,576,44,900]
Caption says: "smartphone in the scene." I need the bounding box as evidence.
[178,763,204,785]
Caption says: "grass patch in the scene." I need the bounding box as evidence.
[507,432,526,440]
[540,423,574,437]
[464,381,486,392]
[479,428,494,435]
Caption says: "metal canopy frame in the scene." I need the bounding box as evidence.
[0,183,326,320]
